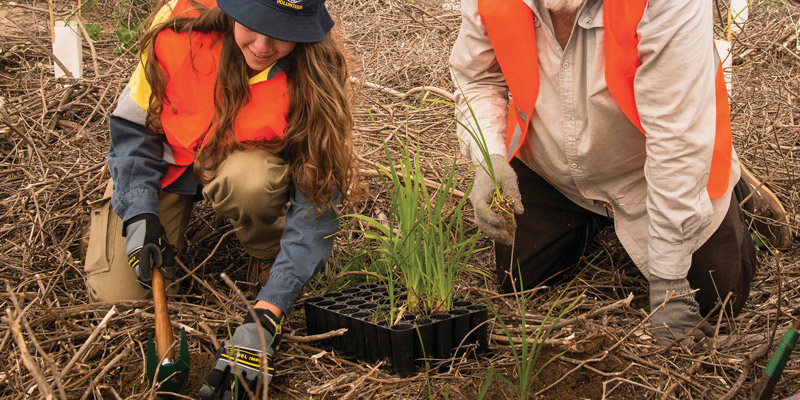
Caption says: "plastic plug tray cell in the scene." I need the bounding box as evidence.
[351,311,372,360]
[466,304,488,354]
[390,323,415,377]
[430,313,453,360]
[413,317,434,365]
[315,300,336,348]
[326,303,347,349]
[364,320,381,363]
[303,296,325,335]
[345,299,366,308]
[374,319,392,363]
[303,284,487,376]
[448,308,471,354]
[338,307,360,357]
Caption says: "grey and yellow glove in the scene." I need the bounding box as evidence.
[200,308,283,400]
[124,213,176,286]
[471,154,524,246]
[649,276,713,347]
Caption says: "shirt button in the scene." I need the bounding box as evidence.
[562,63,569,69]
[584,190,591,196]
[564,115,572,121]
[570,163,578,169]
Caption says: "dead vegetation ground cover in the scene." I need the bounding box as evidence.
[1,0,800,398]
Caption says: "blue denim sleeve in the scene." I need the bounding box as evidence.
[256,185,340,315]
[107,114,167,224]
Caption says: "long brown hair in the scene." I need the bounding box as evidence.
[138,1,360,207]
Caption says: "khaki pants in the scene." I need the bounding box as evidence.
[85,150,289,302]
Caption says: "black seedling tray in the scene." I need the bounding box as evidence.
[303,284,487,377]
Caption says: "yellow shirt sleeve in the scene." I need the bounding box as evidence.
[127,0,180,111]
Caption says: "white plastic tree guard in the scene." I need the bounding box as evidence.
[53,20,83,79]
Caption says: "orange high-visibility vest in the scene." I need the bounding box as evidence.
[478,0,732,199]
[153,0,290,187]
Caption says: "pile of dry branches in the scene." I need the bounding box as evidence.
[1,0,799,398]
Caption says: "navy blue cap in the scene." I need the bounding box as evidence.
[217,0,334,43]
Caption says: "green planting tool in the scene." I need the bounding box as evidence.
[145,267,190,397]
[752,318,800,400]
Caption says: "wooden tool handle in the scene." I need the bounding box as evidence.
[752,376,777,400]
[152,267,175,361]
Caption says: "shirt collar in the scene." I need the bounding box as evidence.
[523,0,603,29]
[578,0,604,30]
[248,62,276,85]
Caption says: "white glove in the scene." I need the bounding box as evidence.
[470,154,524,245]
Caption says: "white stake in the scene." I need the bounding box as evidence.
[52,20,83,79]
[730,0,749,33]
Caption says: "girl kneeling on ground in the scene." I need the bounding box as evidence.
[82,0,357,396]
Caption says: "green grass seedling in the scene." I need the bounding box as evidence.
[476,366,496,399]
[308,235,382,296]
[421,84,518,234]
[343,132,484,318]
[479,271,586,400]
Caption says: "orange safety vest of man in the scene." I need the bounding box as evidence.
[152,0,290,187]
[478,0,732,199]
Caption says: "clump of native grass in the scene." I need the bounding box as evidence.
[343,133,485,320]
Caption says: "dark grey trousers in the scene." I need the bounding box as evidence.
[495,159,757,316]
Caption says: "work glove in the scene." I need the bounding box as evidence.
[124,213,176,286]
[649,276,713,347]
[200,308,283,400]
[471,154,524,246]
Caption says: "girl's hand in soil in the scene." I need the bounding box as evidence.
[199,308,283,399]
[471,154,524,246]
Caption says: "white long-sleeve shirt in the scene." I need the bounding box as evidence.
[450,0,740,280]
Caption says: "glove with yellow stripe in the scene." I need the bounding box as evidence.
[199,308,283,400]
[124,213,176,286]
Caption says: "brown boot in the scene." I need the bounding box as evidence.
[248,257,275,287]
[740,164,794,249]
